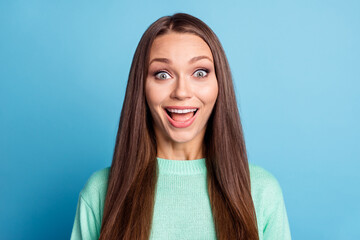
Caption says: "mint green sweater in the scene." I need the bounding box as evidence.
[70,158,291,239]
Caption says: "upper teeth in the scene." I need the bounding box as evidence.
[166,108,197,114]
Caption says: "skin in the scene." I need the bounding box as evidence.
[145,32,218,160]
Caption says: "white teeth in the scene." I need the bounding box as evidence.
[166,108,197,114]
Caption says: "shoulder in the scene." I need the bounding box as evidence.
[248,164,292,239]
[248,163,285,211]
[80,167,111,205]
[249,163,283,194]
[71,167,110,239]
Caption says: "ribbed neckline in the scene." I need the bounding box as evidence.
[156,157,207,175]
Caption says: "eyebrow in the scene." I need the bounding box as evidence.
[149,55,213,66]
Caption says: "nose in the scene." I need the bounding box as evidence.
[170,74,192,100]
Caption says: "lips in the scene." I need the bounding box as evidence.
[164,106,198,119]
[163,106,199,128]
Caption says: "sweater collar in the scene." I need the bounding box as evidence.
[156,157,207,175]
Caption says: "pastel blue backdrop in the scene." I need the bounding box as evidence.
[1,0,359,239]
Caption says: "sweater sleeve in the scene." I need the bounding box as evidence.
[70,193,100,240]
[70,168,110,240]
[262,174,291,240]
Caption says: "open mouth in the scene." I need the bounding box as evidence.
[164,108,199,122]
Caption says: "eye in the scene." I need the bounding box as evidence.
[193,69,209,78]
[154,71,171,80]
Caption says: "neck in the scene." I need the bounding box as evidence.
[156,146,204,160]
[155,133,205,161]
[153,121,207,160]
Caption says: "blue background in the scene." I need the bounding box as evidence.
[1,0,359,239]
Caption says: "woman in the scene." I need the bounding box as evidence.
[71,13,291,240]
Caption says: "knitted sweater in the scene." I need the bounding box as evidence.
[70,158,291,239]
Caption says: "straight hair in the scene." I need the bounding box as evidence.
[99,13,259,240]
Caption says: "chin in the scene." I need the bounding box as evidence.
[167,132,197,144]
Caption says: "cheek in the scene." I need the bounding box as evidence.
[197,81,218,105]
[145,82,167,110]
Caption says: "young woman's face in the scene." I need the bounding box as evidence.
[145,32,218,144]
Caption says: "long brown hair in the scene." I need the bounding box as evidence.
[99,13,259,240]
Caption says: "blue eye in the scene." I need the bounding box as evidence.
[194,69,209,78]
[155,71,171,80]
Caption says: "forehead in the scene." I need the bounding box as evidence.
[149,32,213,62]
